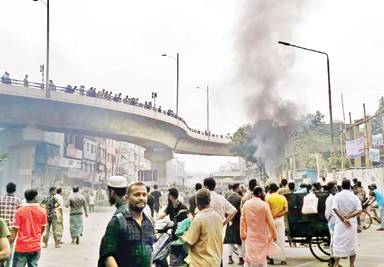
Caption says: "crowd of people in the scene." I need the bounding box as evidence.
[0,176,382,266]
[1,71,232,140]
[0,183,89,266]
[98,175,384,267]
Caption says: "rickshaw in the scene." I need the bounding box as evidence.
[285,192,331,262]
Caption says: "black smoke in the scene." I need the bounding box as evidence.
[234,0,318,123]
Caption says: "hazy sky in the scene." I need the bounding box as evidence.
[2,0,384,173]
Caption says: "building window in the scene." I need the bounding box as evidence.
[87,143,89,151]
[91,145,94,154]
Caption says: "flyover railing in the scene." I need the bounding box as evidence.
[1,77,233,140]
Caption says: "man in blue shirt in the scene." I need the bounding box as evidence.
[366,183,384,230]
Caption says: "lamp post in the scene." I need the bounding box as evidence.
[162,53,179,118]
[278,41,334,155]
[33,0,50,98]
[197,86,209,135]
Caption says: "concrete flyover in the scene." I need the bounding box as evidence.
[0,83,232,156]
[0,83,234,188]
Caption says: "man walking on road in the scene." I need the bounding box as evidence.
[183,189,223,267]
[65,187,88,245]
[54,188,64,244]
[42,187,60,248]
[89,195,96,213]
[0,182,21,267]
[332,179,362,267]
[150,184,161,217]
[11,189,47,267]
[241,186,279,267]
[98,182,155,267]
[266,183,288,265]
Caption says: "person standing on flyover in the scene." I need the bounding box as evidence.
[65,187,88,245]
[98,182,155,267]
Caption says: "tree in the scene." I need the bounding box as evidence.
[230,110,342,174]
[0,153,9,163]
[370,98,384,135]
[230,120,287,173]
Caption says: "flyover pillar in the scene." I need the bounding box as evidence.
[0,127,41,198]
[144,149,173,186]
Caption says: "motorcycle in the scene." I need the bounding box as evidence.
[152,210,189,267]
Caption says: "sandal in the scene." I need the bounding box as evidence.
[55,244,61,248]
[281,261,287,265]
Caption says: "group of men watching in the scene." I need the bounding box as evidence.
[0,183,89,267]
[98,176,290,267]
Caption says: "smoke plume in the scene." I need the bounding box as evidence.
[234,0,317,123]
[233,1,318,174]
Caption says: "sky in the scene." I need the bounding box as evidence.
[2,0,384,173]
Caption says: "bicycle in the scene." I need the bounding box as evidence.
[360,206,381,230]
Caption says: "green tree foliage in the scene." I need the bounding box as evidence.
[370,98,384,135]
[0,153,9,163]
[230,110,341,172]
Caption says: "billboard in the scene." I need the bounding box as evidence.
[66,145,83,159]
[60,158,82,169]
[346,137,364,158]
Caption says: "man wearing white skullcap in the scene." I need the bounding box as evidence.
[107,176,128,215]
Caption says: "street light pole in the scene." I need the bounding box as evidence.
[278,41,334,153]
[162,53,179,118]
[34,0,50,98]
[176,53,179,118]
[197,86,209,135]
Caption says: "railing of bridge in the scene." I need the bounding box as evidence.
[1,76,233,140]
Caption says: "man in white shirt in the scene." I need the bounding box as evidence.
[89,195,96,213]
[203,178,237,225]
[332,179,362,267]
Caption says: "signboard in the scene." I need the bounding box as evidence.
[369,148,380,162]
[47,155,61,167]
[66,145,83,159]
[67,169,86,179]
[60,158,82,169]
[372,133,383,147]
[346,137,364,158]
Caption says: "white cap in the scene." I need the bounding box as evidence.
[108,176,128,188]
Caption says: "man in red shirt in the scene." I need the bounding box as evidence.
[10,189,47,267]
